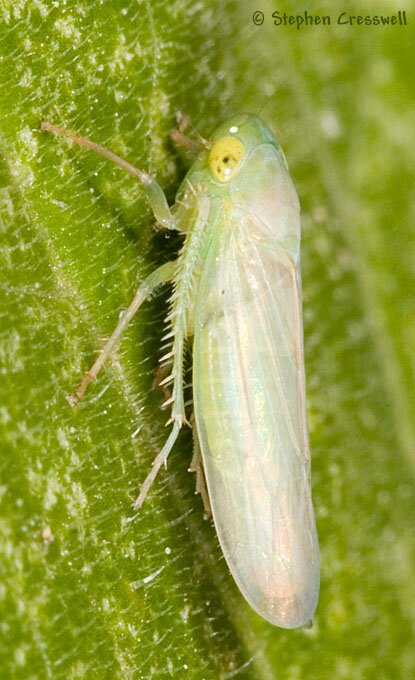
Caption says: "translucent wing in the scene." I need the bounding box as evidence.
[193,207,319,629]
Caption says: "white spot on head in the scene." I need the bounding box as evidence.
[229,126,238,133]
[165,546,171,555]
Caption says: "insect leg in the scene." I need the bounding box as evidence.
[133,420,181,510]
[189,413,211,519]
[134,412,212,513]
[68,261,176,405]
[41,121,178,231]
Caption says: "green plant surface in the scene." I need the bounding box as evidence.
[1,0,414,678]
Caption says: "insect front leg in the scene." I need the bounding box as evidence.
[41,121,178,231]
[68,261,176,404]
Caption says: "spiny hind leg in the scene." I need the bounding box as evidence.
[189,413,211,519]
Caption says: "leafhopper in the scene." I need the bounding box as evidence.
[41,114,319,629]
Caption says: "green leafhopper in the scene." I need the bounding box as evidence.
[41,114,320,629]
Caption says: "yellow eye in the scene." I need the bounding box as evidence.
[208,136,245,183]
